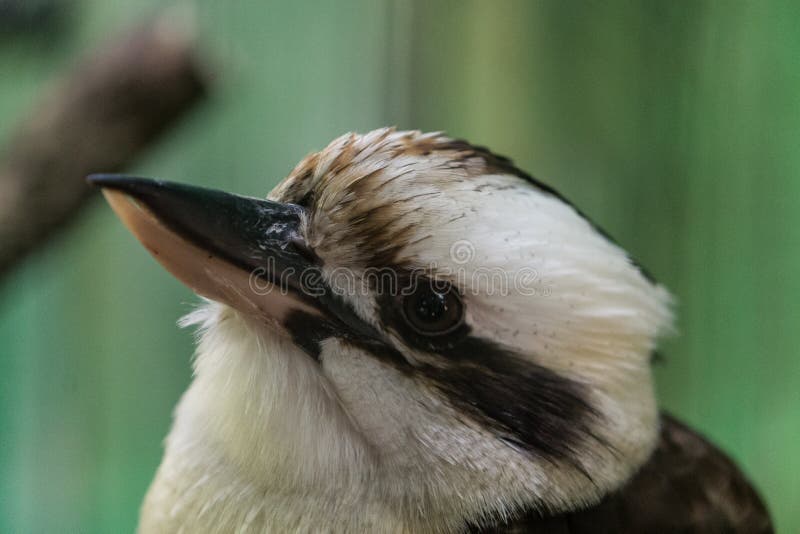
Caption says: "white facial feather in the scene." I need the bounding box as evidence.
[140,129,674,533]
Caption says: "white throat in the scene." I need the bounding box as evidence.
[140,303,394,532]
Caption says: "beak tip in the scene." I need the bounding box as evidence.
[87,174,163,196]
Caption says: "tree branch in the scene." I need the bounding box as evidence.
[0,13,208,279]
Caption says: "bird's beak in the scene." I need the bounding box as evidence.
[88,175,324,325]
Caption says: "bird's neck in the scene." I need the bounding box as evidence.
[140,397,404,532]
[140,305,397,531]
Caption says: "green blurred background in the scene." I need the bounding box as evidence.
[0,0,798,532]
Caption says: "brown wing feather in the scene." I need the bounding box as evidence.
[476,413,773,533]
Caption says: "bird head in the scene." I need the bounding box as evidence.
[91,128,672,527]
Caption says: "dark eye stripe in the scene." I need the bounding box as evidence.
[425,336,601,463]
[374,280,598,460]
[285,276,599,465]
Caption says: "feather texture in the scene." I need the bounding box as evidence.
[477,414,773,533]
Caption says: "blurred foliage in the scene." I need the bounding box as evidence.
[0,1,798,532]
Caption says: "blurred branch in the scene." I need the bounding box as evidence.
[0,12,208,280]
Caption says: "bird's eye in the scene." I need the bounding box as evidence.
[402,283,464,335]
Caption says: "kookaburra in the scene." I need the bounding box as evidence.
[90,128,772,533]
